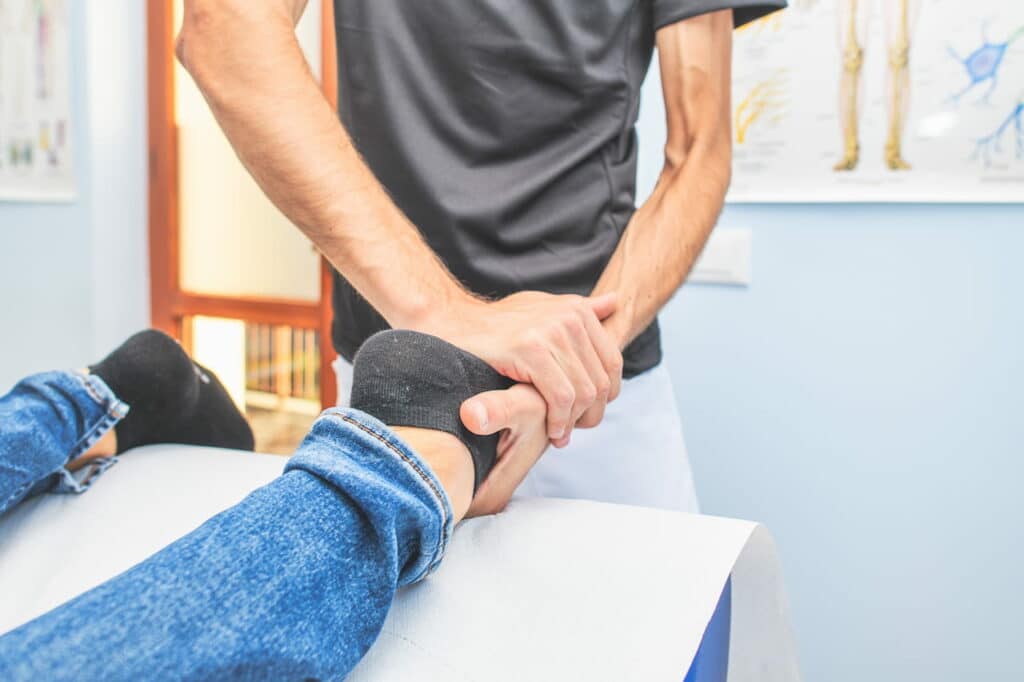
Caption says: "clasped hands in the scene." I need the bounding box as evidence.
[420,290,625,515]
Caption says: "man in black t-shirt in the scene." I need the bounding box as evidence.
[178,0,785,512]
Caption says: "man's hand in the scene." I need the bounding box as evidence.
[424,291,623,446]
[462,384,550,517]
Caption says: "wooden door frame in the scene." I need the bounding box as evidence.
[146,0,338,407]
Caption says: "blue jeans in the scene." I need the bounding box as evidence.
[0,371,454,680]
[0,371,128,515]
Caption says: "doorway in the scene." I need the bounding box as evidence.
[146,1,340,452]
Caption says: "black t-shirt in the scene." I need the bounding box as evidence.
[330,0,785,377]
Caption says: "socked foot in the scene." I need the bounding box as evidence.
[88,330,254,454]
[350,330,547,522]
[350,330,512,494]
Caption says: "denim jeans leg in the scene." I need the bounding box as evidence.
[0,408,454,680]
[0,371,128,516]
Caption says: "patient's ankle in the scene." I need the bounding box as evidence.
[350,330,512,493]
[391,426,474,523]
[67,429,118,472]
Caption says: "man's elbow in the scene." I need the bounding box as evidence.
[174,30,189,70]
[176,2,211,77]
[710,130,732,191]
[664,125,732,188]
[175,0,242,79]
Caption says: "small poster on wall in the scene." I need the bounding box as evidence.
[0,0,75,202]
[728,0,1024,203]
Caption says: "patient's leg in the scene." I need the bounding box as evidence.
[0,331,543,679]
[0,330,253,517]
[0,369,127,516]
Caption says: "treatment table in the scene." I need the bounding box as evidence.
[0,446,801,681]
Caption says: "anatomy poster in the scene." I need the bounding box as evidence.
[0,0,75,202]
[728,0,1024,202]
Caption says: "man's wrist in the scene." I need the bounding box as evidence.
[603,311,633,351]
[404,288,486,338]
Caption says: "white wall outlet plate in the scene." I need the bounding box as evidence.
[688,227,752,286]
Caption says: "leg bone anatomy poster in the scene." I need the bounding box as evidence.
[728,0,1024,202]
[0,0,75,202]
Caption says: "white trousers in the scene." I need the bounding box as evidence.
[334,357,699,513]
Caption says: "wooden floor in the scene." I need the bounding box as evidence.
[246,406,315,455]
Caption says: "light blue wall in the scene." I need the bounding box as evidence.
[0,2,148,389]
[639,68,1024,682]
[0,1,94,386]
[84,2,149,357]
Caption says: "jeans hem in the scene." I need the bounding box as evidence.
[322,408,455,581]
[52,373,130,495]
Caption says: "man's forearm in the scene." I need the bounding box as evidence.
[592,142,730,349]
[178,1,624,436]
[176,1,473,329]
[593,9,733,350]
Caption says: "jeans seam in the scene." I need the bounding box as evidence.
[336,414,450,572]
[66,411,120,465]
[77,374,130,420]
[54,373,126,486]
[78,374,107,407]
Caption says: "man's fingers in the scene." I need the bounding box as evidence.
[571,310,610,403]
[561,314,609,436]
[551,337,598,441]
[587,291,618,321]
[528,345,575,441]
[580,308,622,402]
[576,401,606,429]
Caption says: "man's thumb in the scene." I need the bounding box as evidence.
[587,291,618,321]
[460,389,516,436]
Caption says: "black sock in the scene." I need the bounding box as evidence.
[350,330,513,492]
[89,330,255,454]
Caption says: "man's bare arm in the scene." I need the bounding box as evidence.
[176,0,461,328]
[177,0,623,441]
[591,10,734,356]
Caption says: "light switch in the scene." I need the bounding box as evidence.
[688,227,752,286]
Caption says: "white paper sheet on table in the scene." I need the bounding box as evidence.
[0,445,800,681]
